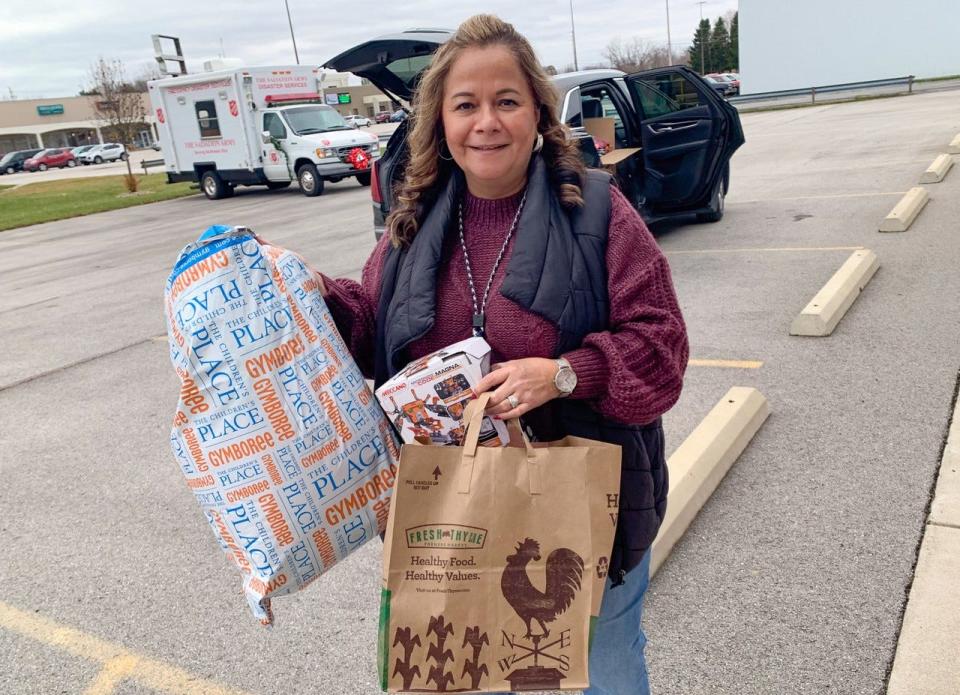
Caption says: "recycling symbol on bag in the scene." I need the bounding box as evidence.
[596,556,609,579]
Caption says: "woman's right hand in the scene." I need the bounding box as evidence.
[314,271,329,297]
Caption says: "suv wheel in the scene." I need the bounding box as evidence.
[201,171,229,200]
[4,166,13,175]
[356,171,372,187]
[297,163,324,197]
[67,160,77,168]
[94,156,103,164]
[38,163,48,171]
[696,175,725,223]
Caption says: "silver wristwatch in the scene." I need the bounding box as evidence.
[554,357,577,397]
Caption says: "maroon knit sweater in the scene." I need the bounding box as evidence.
[321,186,688,425]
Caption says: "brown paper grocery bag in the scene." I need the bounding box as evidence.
[378,394,622,693]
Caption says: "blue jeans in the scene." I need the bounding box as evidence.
[496,549,652,695]
[584,548,652,695]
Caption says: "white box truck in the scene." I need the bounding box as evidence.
[147,65,380,199]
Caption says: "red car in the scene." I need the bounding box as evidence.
[23,148,77,172]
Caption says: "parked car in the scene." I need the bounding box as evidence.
[375,111,393,123]
[0,148,43,175]
[388,109,408,122]
[707,73,740,95]
[70,145,98,158]
[324,29,744,238]
[23,148,77,171]
[345,114,373,127]
[80,143,128,164]
[719,73,741,94]
[703,75,737,97]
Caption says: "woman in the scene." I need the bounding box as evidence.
[317,14,688,694]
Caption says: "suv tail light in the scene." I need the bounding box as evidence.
[370,160,382,205]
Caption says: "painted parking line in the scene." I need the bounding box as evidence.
[0,601,252,695]
[666,245,864,255]
[688,359,764,369]
[733,190,907,204]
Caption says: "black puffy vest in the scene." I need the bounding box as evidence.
[373,156,668,583]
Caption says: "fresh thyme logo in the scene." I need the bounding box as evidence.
[406,524,488,549]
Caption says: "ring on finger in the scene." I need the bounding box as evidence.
[507,394,520,409]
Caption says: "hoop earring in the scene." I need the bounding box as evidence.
[532,132,544,153]
[438,138,454,162]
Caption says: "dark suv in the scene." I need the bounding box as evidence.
[0,148,43,175]
[325,30,744,239]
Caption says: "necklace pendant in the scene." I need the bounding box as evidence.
[472,312,485,337]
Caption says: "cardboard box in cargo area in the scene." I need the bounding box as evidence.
[583,116,642,169]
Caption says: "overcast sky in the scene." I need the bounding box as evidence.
[0,0,739,100]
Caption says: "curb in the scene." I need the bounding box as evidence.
[948,133,960,154]
[651,387,770,577]
[790,250,879,337]
[887,383,960,693]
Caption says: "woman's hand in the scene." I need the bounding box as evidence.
[474,358,561,420]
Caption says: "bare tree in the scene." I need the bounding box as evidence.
[87,57,147,191]
[603,37,685,73]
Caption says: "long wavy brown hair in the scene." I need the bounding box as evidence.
[386,14,586,247]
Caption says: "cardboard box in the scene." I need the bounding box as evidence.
[375,337,509,447]
[583,116,642,169]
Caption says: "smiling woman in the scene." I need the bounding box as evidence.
[315,15,689,695]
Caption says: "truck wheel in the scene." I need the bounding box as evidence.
[201,171,229,200]
[266,181,291,190]
[297,163,324,197]
[356,171,372,187]
[696,176,725,223]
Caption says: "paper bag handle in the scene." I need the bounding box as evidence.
[458,393,541,496]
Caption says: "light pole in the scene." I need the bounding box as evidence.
[697,0,708,73]
[665,0,673,66]
[284,0,300,65]
[569,0,579,71]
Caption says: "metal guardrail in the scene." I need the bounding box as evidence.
[729,75,915,106]
[141,158,164,175]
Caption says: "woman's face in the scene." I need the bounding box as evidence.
[441,45,539,199]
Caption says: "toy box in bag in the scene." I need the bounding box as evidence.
[374,337,508,447]
[164,225,400,624]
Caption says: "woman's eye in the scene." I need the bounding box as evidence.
[454,102,474,111]
[499,99,518,107]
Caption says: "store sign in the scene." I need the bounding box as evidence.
[324,93,339,106]
[337,93,351,105]
[37,104,64,116]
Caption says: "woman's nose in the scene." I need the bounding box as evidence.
[473,104,501,132]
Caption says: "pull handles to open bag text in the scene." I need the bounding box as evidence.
[458,393,542,496]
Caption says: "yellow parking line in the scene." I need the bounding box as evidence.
[735,191,907,203]
[667,245,863,255]
[689,359,764,369]
[83,655,141,695]
[0,601,252,695]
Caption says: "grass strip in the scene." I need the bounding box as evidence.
[0,173,196,232]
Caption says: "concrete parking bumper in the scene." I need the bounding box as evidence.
[920,154,954,183]
[880,187,930,232]
[948,133,960,154]
[790,249,880,337]
[651,387,770,577]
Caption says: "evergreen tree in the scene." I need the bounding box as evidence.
[688,19,711,74]
[729,12,739,70]
[710,17,730,73]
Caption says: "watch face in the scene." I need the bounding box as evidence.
[557,369,577,393]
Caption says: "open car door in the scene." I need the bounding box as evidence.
[624,66,744,212]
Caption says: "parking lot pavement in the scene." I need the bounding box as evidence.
[1,90,959,694]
